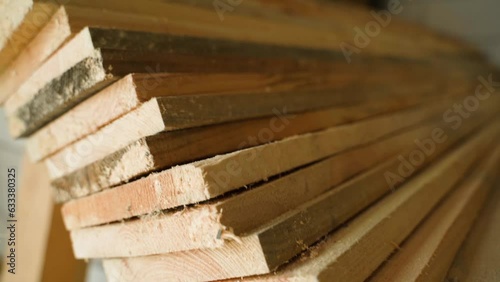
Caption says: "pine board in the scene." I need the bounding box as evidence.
[101,119,499,281]
[446,178,500,281]
[51,100,455,201]
[370,146,500,282]
[25,69,429,162]
[62,119,439,230]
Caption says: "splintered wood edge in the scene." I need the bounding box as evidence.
[27,70,367,162]
[47,92,448,185]
[101,236,269,282]
[45,98,164,179]
[8,49,106,137]
[60,121,418,230]
[27,74,138,162]
[52,99,457,205]
[66,116,467,259]
[70,204,226,259]
[61,163,209,230]
[5,27,95,115]
[52,138,155,202]
[95,119,498,281]
[54,94,499,207]
[248,120,500,281]
[95,122,489,281]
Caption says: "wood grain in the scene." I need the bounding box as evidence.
[4,0,486,136]
[0,3,70,104]
[4,28,95,115]
[227,119,500,282]
[446,178,500,282]
[6,22,450,138]
[62,119,440,230]
[51,99,454,201]
[26,69,425,162]
[100,119,500,281]
[370,146,500,282]
[44,84,450,179]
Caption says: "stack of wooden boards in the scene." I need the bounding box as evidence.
[1,0,499,281]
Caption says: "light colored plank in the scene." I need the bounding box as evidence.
[0,4,70,104]
[52,98,454,201]
[45,85,447,180]
[25,69,415,162]
[6,19,457,138]
[446,177,500,281]
[62,118,438,230]
[101,119,500,281]
[4,0,486,135]
[226,119,500,282]
[370,145,500,282]
[0,155,86,282]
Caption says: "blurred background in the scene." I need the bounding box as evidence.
[0,0,499,281]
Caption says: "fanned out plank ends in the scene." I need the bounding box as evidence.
[446,180,500,281]
[369,146,500,282]
[61,118,438,230]
[0,0,351,105]
[5,19,463,138]
[68,117,497,259]
[46,89,451,178]
[0,2,69,104]
[100,119,500,281]
[51,99,455,201]
[61,104,495,231]
[24,72,357,162]
[3,0,487,136]
[25,68,433,161]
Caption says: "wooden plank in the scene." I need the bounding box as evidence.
[219,119,500,282]
[51,98,456,201]
[446,179,500,282]
[25,69,425,162]
[0,4,70,104]
[44,85,452,180]
[0,0,484,108]
[100,119,500,281]
[64,0,475,59]
[40,203,87,282]
[61,118,439,230]
[369,146,500,282]
[4,29,96,115]
[61,98,496,230]
[0,155,86,282]
[5,23,448,137]
[0,0,32,56]
[1,0,348,105]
